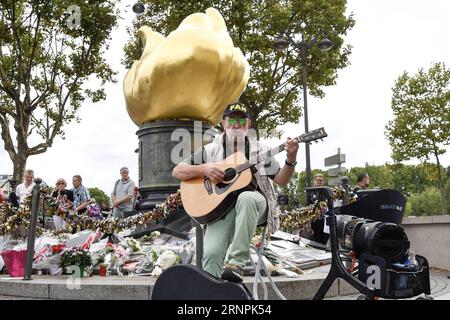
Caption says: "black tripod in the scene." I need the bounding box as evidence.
[307,187,375,300]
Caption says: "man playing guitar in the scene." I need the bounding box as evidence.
[172,103,299,282]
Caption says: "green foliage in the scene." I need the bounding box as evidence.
[404,200,412,217]
[275,162,449,216]
[406,177,450,216]
[386,163,434,195]
[88,187,110,206]
[346,162,443,195]
[409,187,443,216]
[347,163,393,190]
[386,62,450,163]
[0,0,120,180]
[151,250,158,262]
[386,62,450,214]
[445,180,450,212]
[122,0,355,136]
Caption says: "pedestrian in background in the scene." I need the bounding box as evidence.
[72,175,91,214]
[111,167,135,219]
[15,169,35,203]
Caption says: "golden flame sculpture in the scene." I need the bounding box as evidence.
[123,8,250,126]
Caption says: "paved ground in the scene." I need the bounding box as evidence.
[328,269,450,300]
[0,269,448,300]
[425,269,450,300]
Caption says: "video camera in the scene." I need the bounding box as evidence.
[336,215,409,262]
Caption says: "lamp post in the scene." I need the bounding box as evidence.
[273,24,333,187]
[132,2,145,55]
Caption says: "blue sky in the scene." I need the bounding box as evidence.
[1,0,449,194]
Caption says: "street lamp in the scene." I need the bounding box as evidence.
[132,2,146,55]
[273,27,333,187]
[132,2,145,15]
[317,37,333,52]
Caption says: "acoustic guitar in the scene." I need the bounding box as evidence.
[180,127,328,224]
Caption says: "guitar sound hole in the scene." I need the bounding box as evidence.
[223,168,237,182]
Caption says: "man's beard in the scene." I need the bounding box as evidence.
[225,129,247,153]
[226,129,247,143]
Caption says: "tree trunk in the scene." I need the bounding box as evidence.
[434,151,447,215]
[12,154,27,184]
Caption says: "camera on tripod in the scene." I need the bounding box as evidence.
[305,187,431,300]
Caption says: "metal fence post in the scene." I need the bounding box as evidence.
[23,178,42,280]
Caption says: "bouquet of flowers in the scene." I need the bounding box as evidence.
[139,231,161,243]
[120,237,142,253]
[59,247,92,272]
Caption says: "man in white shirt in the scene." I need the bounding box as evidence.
[15,169,36,203]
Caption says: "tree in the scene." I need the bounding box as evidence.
[386,62,450,214]
[348,163,394,190]
[122,0,355,136]
[409,187,443,216]
[88,187,110,207]
[387,162,433,195]
[0,0,119,181]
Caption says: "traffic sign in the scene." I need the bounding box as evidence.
[328,176,343,186]
[327,166,347,177]
[324,153,346,167]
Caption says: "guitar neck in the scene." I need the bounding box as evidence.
[236,137,302,173]
[235,127,327,173]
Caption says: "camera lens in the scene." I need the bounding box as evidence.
[337,215,409,262]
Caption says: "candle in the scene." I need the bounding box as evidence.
[99,264,107,276]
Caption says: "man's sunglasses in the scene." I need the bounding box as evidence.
[227,117,248,126]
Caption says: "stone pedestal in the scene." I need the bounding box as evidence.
[136,120,216,210]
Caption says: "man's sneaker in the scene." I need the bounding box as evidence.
[221,264,244,283]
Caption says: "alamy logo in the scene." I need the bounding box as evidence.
[65,265,82,290]
[66,5,81,30]
[366,265,381,290]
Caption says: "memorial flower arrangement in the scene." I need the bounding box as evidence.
[121,237,143,253]
[0,198,45,238]
[0,188,182,237]
[280,201,329,231]
[60,190,182,234]
[59,247,93,271]
[279,186,358,232]
[1,183,354,237]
